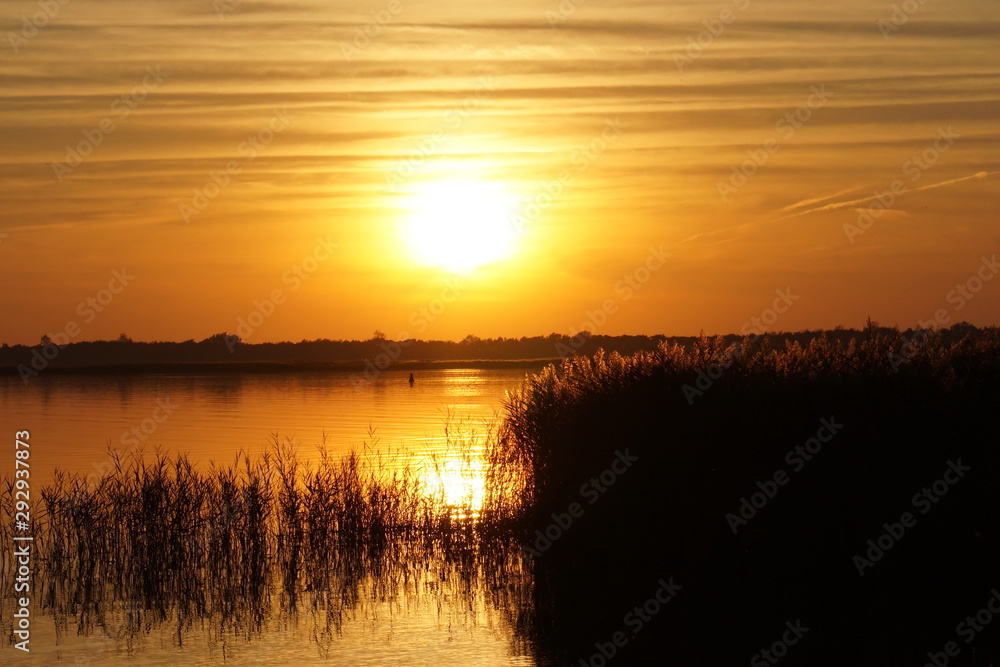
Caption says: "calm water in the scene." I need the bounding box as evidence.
[0,367,542,666]
[0,367,534,485]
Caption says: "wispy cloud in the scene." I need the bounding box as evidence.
[777,171,999,220]
[1,0,999,341]
[778,186,867,213]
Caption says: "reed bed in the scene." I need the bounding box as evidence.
[496,325,1000,512]
[493,324,1000,664]
[9,326,996,663]
[3,428,534,656]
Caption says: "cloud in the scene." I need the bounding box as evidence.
[781,171,1000,220]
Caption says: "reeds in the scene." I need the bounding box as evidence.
[496,325,1000,512]
[12,326,994,661]
[493,324,1000,664]
[4,428,534,656]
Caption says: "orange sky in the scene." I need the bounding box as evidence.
[1,0,998,345]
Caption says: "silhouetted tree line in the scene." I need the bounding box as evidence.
[0,322,990,373]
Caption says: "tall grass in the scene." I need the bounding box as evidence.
[494,325,1000,665]
[4,428,533,657]
[496,326,1000,514]
[9,326,996,663]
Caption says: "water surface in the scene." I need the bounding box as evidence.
[0,367,532,484]
[1,367,541,666]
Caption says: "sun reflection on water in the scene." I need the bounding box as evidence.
[419,451,488,518]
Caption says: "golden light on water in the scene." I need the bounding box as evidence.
[420,453,488,515]
[402,178,518,274]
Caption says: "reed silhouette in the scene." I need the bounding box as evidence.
[2,431,534,660]
[496,324,1000,665]
[5,324,999,665]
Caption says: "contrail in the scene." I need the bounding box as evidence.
[681,171,998,246]
[776,171,999,221]
[778,186,865,213]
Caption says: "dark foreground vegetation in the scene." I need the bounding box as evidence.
[497,323,1000,665]
[3,323,999,666]
[1,437,533,661]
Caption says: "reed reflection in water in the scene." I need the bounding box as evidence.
[1,428,537,665]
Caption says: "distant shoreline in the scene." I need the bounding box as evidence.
[0,357,561,377]
[2,325,993,378]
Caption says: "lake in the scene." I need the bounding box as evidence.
[0,366,546,666]
[0,367,536,485]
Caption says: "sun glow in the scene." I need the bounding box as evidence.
[403,179,518,273]
[421,455,487,517]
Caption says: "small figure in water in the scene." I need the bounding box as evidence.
[408,372,415,385]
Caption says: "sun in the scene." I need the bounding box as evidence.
[403,179,518,273]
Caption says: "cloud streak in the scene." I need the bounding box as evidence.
[778,171,1000,220]
[1,0,999,342]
